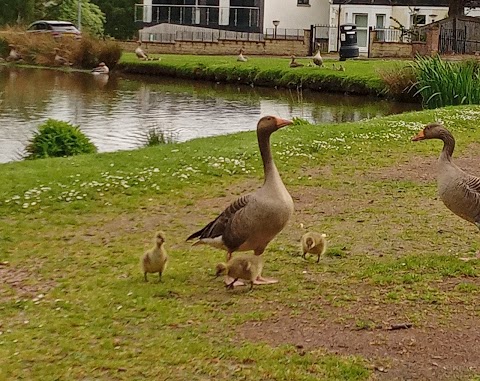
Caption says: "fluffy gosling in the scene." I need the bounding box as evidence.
[301,232,327,263]
[141,231,168,282]
[215,254,264,290]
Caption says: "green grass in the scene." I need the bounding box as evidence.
[118,53,410,98]
[1,105,480,379]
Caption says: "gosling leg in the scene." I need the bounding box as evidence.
[144,272,148,282]
[158,272,163,283]
[223,251,245,287]
[226,278,238,290]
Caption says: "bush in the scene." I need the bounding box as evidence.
[25,119,97,159]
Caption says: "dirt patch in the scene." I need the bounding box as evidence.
[0,262,56,302]
[238,306,480,381]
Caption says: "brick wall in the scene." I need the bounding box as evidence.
[120,31,310,57]
[369,41,413,58]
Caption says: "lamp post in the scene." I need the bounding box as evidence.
[77,0,82,31]
[272,20,280,39]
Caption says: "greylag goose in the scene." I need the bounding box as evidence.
[141,231,168,282]
[412,123,480,256]
[313,47,323,67]
[301,232,327,263]
[6,44,21,62]
[135,41,149,60]
[237,48,248,62]
[215,254,263,290]
[187,116,294,285]
[91,62,109,74]
[289,55,304,68]
[54,48,72,66]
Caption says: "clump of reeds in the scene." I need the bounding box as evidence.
[377,64,417,101]
[0,27,122,69]
[144,127,176,147]
[410,54,480,109]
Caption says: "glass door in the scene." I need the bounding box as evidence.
[354,13,368,48]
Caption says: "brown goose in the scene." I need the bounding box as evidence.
[313,48,323,67]
[187,116,294,285]
[289,55,304,68]
[237,48,248,62]
[412,123,480,256]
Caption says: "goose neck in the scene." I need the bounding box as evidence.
[438,130,455,162]
[258,130,279,181]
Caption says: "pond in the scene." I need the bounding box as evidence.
[0,66,421,163]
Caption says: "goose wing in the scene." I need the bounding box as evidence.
[186,194,253,248]
[462,174,480,220]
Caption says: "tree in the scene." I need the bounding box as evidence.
[91,0,138,40]
[0,0,35,26]
[449,0,480,17]
[46,0,106,36]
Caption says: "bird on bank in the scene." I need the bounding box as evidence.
[237,48,248,62]
[135,41,149,60]
[301,232,327,263]
[53,48,72,66]
[187,115,295,286]
[289,55,304,68]
[6,44,22,62]
[313,47,323,67]
[141,231,168,282]
[91,62,109,74]
[215,254,264,291]
[412,123,480,258]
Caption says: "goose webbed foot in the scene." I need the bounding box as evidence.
[224,276,245,288]
[254,275,279,285]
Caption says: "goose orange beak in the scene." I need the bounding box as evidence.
[411,130,425,141]
[275,117,293,128]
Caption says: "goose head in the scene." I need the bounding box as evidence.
[411,122,445,141]
[257,116,292,134]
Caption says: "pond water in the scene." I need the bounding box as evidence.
[0,66,421,163]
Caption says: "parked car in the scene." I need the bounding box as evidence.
[26,20,81,39]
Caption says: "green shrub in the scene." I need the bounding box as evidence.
[25,119,97,159]
[411,54,480,108]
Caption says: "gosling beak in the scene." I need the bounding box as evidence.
[275,117,293,129]
[412,130,425,141]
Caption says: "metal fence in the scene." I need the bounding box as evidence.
[141,29,265,43]
[264,28,304,41]
[373,28,426,43]
[135,4,261,32]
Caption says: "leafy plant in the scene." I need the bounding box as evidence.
[410,54,480,108]
[25,119,97,159]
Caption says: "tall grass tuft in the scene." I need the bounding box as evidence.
[144,127,176,147]
[377,64,417,101]
[25,119,97,159]
[0,27,122,69]
[410,55,480,109]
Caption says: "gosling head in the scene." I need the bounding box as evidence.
[257,115,292,135]
[155,231,166,246]
[215,263,228,277]
[411,122,446,141]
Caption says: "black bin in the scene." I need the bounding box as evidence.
[339,23,359,61]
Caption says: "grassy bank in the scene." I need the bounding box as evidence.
[118,53,410,98]
[1,106,480,380]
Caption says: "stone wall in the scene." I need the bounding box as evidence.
[120,30,310,57]
[369,41,413,58]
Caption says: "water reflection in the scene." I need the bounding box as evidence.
[0,66,421,163]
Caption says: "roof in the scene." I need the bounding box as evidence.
[331,0,449,5]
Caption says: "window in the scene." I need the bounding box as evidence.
[411,14,426,26]
[376,14,385,29]
[297,0,309,5]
